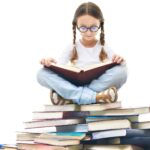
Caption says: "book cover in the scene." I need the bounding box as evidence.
[86,115,139,123]
[38,132,86,140]
[132,121,150,129]
[83,144,143,150]
[24,118,85,129]
[17,143,83,150]
[110,137,150,147]
[16,132,40,141]
[44,102,121,112]
[1,144,17,150]
[44,104,80,112]
[80,101,121,111]
[34,138,80,146]
[88,119,131,131]
[91,129,150,140]
[81,138,111,145]
[20,124,88,133]
[56,124,88,133]
[44,61,118,86]
[89,106,150,116]
[32,111,89,120]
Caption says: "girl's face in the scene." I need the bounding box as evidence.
[77,15,100,41]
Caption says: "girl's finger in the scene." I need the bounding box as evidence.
[117,57,123,64]
[113,56,120,63]
[112,55,117,62]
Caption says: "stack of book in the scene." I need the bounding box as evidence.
[16,100,150,150]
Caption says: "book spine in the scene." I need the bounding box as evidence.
[126,129,150,137]
[119,137,150,146]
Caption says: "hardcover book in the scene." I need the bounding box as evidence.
[24,118,85,129]
[17,143,83,150]
[44,61,118,86]
[83,145,143,150]
[88,119,131,131]
[86,115,139,123]
[44,102,121,112]
[89,106,150,116]
[132,121,150,129]
[91,129,150,140]
[20,124,88,133]
[110,137,150,147]
[34,138,80,146]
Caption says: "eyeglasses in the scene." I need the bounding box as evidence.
[77,25,100,33]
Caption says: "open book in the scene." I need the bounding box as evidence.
[44,61,118,86]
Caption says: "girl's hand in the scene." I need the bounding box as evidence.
[40,57,57,67]
[112,54,125,64]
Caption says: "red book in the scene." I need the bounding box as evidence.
[44,61,118,86]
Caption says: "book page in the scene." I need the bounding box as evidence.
[51,63,81,72]
[51,61,113,73]
[83,61,113,71]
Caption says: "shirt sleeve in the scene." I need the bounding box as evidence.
[104,44,127,66]
[104,44,115,61]
[58,44,73,65]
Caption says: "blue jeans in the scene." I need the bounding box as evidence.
[37,65,127,105]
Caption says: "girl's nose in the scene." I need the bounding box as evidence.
[86,30,92,35]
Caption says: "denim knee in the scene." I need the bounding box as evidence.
[111,65,128,86]
[36,68,45,86]
[36,68,52,86]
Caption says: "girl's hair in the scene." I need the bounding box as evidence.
[71,2,108,64]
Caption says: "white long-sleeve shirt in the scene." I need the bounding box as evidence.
[58,40,115,68]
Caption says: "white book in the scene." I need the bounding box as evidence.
[24,118,85,129]
[88,119,131,131]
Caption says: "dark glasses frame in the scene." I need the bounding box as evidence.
[77,25,100,33]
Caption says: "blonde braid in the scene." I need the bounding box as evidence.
[99,21,108,62]
[70,23,78,64]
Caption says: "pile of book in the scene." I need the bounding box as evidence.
[16,99,150,150]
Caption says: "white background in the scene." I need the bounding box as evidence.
[0,0,150,143]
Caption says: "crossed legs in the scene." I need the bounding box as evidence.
[37,65,127,105]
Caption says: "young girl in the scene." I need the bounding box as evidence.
[37,2,127,105]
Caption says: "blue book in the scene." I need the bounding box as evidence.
[54,132,85,136]
[0,144,4,149]
[39,132,86,140]
[81,138,111,145]
[86,115,139,123]
[92,129,150,140]
[112,136,150,147]
[57,124,88,132]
